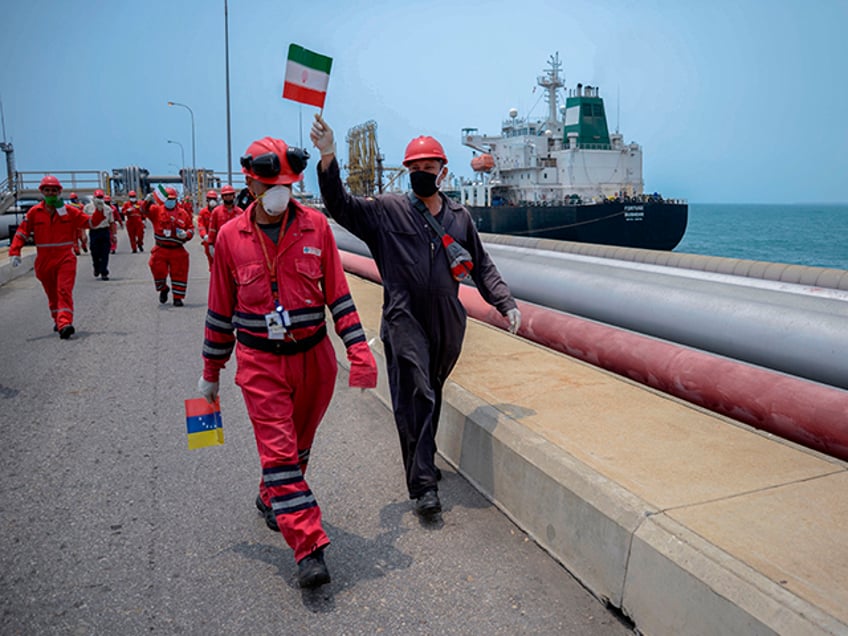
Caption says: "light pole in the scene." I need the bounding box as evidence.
[167,139,185,173]
[167,101,196,206]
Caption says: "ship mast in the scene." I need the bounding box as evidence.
[537,52,564,129]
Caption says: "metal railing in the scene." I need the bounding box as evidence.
[15,170,108,197]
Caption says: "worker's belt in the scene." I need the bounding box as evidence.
[154,240,183,249]
[236,325,327,355]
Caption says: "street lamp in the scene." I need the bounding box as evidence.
[167,101,196,205]
[167,139,185,173]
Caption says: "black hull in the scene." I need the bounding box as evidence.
[467,200,688,250]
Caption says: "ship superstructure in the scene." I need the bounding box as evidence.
[461,53,645,207]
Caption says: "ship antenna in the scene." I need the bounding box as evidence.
[0,95,7,143]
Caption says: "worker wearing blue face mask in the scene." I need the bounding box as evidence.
[311,114,521,520]
[142,186,195,306]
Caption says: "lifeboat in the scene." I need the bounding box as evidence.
[471,153,495,173]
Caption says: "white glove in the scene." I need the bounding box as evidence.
[506,307,521,334]
[310,114,336,156]
[10,255,22,268]
[176,228,187,240]
[198,376,219,404]
[209,245,215,258]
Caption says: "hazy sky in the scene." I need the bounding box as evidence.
[2,0,846,204]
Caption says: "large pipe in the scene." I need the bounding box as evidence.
[339,251,848,461]
[331,226,848,390]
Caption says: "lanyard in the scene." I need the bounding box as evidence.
[254,209,291,319]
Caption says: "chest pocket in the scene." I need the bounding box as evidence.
[386,228,422,266]
[294,256,324,304]
[234,262,269,308]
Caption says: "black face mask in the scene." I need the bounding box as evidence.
[409,170,440,197]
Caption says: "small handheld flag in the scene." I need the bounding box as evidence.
[282,44,333,109]
[151,184,168,205]
[185,397,224,450]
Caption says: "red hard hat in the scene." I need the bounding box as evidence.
[39,175,63,190]
[104,195,111,202]
[220,184,236,195]
[94,189,105,198]
[128,190,137,197]
[206,189,218,199]
[165,187,178,199]
[240,137,308,185]
[403,136,448,166]
[70,192,79,199]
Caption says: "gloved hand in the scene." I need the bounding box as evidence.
[208,245,215,258]
[310,114,336,156]
[10,255,22,268]
[176,228,187,240]
[198,376,219,404]
[347,341,378,389]
[506,307,522,334]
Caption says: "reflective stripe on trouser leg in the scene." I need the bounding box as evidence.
[169,248,189,300]
[236,336,337,562]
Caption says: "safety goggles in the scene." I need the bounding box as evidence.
[241,152,280,179]
[240,147,310,179]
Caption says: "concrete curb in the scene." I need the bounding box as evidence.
[0,250,36,287]
[333,275,847,636]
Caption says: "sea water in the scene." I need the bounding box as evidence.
[675,203,847,271]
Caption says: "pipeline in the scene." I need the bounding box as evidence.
[339,250,848,461]
[331,226,848,390]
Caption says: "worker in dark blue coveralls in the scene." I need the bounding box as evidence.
[311,114,521,518]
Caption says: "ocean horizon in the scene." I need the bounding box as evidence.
[674,203,847,271]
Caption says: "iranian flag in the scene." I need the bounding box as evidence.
[282,44,333,108]
[151,184,168,205]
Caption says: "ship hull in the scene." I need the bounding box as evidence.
[467,200,688,250]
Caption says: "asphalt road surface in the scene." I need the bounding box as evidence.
[0,231,632,635]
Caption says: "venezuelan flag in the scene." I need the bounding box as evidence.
[185,397,224,450]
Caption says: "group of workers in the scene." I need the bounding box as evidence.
[9,121,522,592]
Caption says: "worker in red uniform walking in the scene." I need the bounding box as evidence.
[121,190,145,253]
[196,189,218,270]
[68,192,88,255]
[142,187,194,306]
[8,175,92,339]
[207,184,243,250]
[312,114,521,518]
[198,136,377,589]
[105,195,122,254]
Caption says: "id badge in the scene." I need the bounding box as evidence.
[163,229,172,237]
[265,312,287,340]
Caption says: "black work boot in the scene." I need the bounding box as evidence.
[159,286,170,304]
[58,325,75,340]
[297,547,330,588]
[414,489,442,517]
[255,495,279,532]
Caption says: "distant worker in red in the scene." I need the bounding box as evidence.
[198,136,377,588]
[121,190,145,253]
[85,189,115,280]
[8,175,92,339]
[105,195,122,254]
[196,189,218,270]
[143,186,195,306]
[68,192,88,255]
[207,184,243,250]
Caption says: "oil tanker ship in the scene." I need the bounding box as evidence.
[458,53,687,250]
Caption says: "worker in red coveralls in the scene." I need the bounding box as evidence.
[197,136,377,589]
[142,186,194,306]
[207,184,243,249]
[196,189,218,270]
[105,195,122,254]
[67,192,88,255]
[8,175,91,339]
[121,190,145,253]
